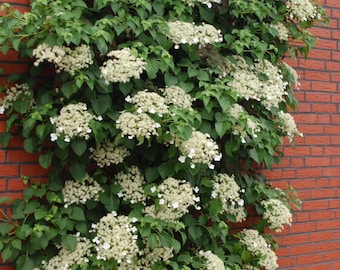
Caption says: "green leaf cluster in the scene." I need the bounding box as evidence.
[0,0,325,269]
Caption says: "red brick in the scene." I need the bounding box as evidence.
[289,244,315,255]
[7,178,26,191]
[310,210,335,221]
[277,257,296,268]
[303,200,329,211]
[311,81,337,91]
[7,150,39,163]
[288,222,317,234]
[316,220,340,230]
[305,157,330,166]
[0,165,19,177]
[20,164,47,177]
[296,254,323,265]
[323,250,340,261]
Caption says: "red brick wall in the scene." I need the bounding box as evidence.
[0,0,340,270]
[264,0,340,269]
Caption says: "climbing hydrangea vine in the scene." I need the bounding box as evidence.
[0,0,327,269]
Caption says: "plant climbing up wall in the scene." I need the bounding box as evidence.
[0,0,327,269]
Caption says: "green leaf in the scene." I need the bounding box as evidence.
[71,139,87,156]
[70,161,86,180]
[39,151,53,169]
[158,162,174,179]
[188,226,203,241]
[172,238,181,253]
[24,201,40,214]
[34,209,48,220]
[147,233,158,249]
[0,196,10,204]
[2,247,12,262]
[15,225,32,240]
[22,118,36,138]
[70,206,85,221]
[61,81,77,99]
[35,124,48,140]
[0,133,11,148]
[91,95,112,115]
[16,255,34,270]
[13,99,30,114]
[61,234,77,251]
[209,198,222,216]
[11,239,22,250]
[0,223,12,236]
[23,137,38,153]
[145,167,159,183]
[159,232,172,248]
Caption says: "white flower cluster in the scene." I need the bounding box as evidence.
[116,111,161,139]
[115,166,147,204]
[90,140,130,167]
[167,21,223,49]
[225,56,288,110]
[92,212,139,264]
[144,177,199,223]
[228,104,261,144]
[160,85,194,109]
[130,240,174,270]
[287,0,319,21]
[199,250,225,270]
[42,236,92,270]
[50,103,100,142]
[269,22,289,41]
[185,0,221,8]
[211,174,246,222]
[100,48,146,84]
[0,84,33,114]
[127,90,169,116]
[261,199,293,232]
[62,174,103,207]
[175,131,222,169]
[239,229,278,270]
[33,43,93,75]
[277,111,302,142]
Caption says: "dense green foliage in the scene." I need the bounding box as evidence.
[0,0,326,269]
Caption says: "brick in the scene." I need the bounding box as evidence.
[323,167,340,177]
[299,59,326,70]
[289,244,315,256]
[288,222,317,234]
[7,178,26,191]
[315,240,340,252]
[7,150,39,162]
[310,210,335,221]
[0,165,19,177]
[305,157,330,166]
[316,220,340,230]
[20,164,47,177]
[277,257,296,268]
[302,200,329,211]
[296,254,323,265]
[306,92,331,102]
[282,234,309,245]
[311,103,337,113]
[305,70,331,81]
[311,81,337,91]
[323,250,340,261]
[304,136,330,145]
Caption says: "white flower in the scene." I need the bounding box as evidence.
[50,133,58,142]
[102,242,111,250]
[178,155,186,163]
